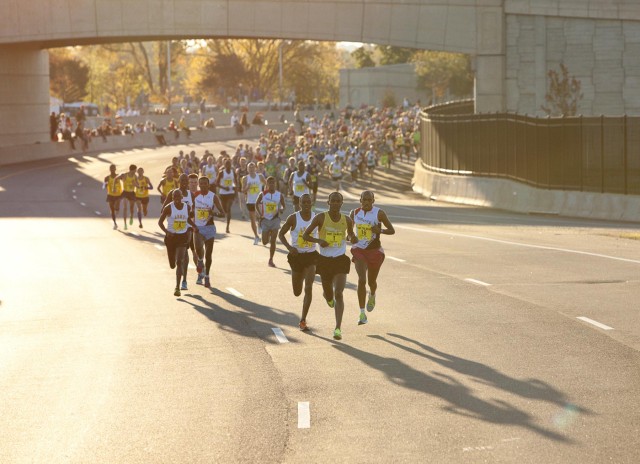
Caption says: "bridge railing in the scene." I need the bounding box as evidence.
[420,103,640,195]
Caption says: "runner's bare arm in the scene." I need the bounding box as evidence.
[302,214,327,247]
[376,210,395,235]
[278,214,297,253]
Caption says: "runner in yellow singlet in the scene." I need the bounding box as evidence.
[135,167,153,229]
[302,192,357,340]
[117,164,138,230]
[104,164,122,230]
[157,168,178,205]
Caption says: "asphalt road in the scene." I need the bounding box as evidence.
[1,141,639,463]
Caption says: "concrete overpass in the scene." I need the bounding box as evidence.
[1,0,640,149]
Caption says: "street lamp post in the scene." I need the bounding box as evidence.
[279,42,283,109]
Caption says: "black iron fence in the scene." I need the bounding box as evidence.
[420,101,640,195]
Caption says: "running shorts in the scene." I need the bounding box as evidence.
[351,247,385,270]
[315,254,351,279]
[106,194,121,204]
[164,232,190,269]
[197,224,217,241]
[122,191,136,201]
[136,197,149,205]
[260,216,281,232]
[287,250,318,273]
[246,203,256,212]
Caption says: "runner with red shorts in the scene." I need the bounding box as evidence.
[350,190,395,325]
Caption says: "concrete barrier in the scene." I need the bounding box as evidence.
[413,160,640,223]
[0,123,288,167]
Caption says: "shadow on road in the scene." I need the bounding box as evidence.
[179,289,301,344]
[308,330,584,444]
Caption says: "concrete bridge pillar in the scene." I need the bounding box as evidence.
[0,46,50,147]
[475,54,506,113]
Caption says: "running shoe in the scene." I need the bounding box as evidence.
[253,236,260,245]
[299,320,310,332]
[124,223,128,230]
[196,274,204,285]
[367,293,376,312]
[181,280,188,290]
[129,217,133,226]
[196,259,204,273]
[174,287,181,296]
[113,223,117,230]
[333,328,342,340]
[358,312,368,325]
[323,293,335,308]
[268,260,276,268]
[139,223,143,229]
[204,276,211,288]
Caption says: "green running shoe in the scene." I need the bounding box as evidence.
[174,287,181,297]
[366,293,376,312]
[358,312,368,325]
[333,328,342,340]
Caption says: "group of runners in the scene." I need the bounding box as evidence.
[103,103,415,339]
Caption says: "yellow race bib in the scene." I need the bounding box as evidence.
[297,227,313,249]
[224,179,233,187]
[196,209,209,221]
[357,224,372,241]
[249,184,260,194]
[295,184,305,192]
[173,220,186,232]
[265,202,277,214]
[326,231,343,247]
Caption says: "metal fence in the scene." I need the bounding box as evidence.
[420,102,640,195]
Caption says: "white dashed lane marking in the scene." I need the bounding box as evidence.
[226,287,243,298]
[271,328,289,344]
[298,402,311,429]
[387,256,406,263]
[577,317,614,331]
[465,278,491,287]
[79,202,86,207]
[94,211,102,216]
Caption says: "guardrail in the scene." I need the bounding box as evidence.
[420,102,640,195]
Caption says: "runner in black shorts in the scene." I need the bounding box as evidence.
[279,193,318,331]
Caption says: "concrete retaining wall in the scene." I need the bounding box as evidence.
[412,160,640,223]
[0,123,285,167]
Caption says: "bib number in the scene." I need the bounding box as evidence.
[196,209,209,220]
[223,179,232,187]
[326,231,343,248]
[357,224,372,241]
[265,202,277,214]
[249,184,260,194]
[295,184,305,192]
[297,228,313,249]
[173,220,186,232]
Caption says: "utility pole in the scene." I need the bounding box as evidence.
[167,41,171,112]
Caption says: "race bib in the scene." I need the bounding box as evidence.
[223,179,232,187]
[196,209,209,221]
[249,184,260,194]
[295,184,305,192]
[265,202,277,214]
[311,175,317,182]
[326,230,343,248]
[357,224,372,241]
[173,220,186,232]
[297,228,313,249]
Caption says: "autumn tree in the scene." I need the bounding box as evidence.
[412,51,473,102]
[541,63,583,117]
[49,49,89,103]
[351,46,375,68]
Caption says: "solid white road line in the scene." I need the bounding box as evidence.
[395,224,640,265]
[387,256,406,263]
[576,317,614,331]
[271,328,289,344]
[465,278,491,287]
[226,287,244,298]
[298,402,311,429]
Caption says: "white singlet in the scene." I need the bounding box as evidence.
[290,212,316,253]
[167,202,189,234]
[194,191,215,227]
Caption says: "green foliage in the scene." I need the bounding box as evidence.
[541,63,583,117]
[412,51,473,101]
[49,50,89,102]
[376,46,416,66]
[351,46,375,68]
